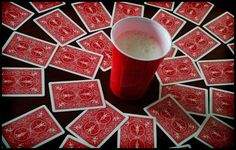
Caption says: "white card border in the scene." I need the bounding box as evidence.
[196,59,234,86]
[48,79,106,112]
[2,2,34,30]
[100,65,112,72]
[29,2,66,13]
[194,115,234,148]
[203,11,234,44]
[151,9,187,39]
[33,8,87,46]
[117,113,157,148]
[165,46,178,59]
[2,105,65,148]
[76,30,112,72]
[65,109,93,148]
[173,26,221,61]
[173,2,214,25]
[2,67,45,97]
[159,83,208,116]
[169,144,192,149]
[227,43,234,54]
[143,94,200,146]
[71,2,112,33]
[49,44,103,79]
[65,100,128,148]
[59,134,95,148]
[144,2,175,11]
[2,136,10,148]
[155,55,203,86]
[209,87,234,119]
[2,31,58,69]
[111,2,145,25]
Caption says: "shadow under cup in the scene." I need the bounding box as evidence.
[110,17,172,100]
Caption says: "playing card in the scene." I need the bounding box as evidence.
[173,27,221,61]
[49,45,103,79]
[59,135,94,148]
[2,67,45,97]
[49,79,105,112]
[165,47,178,59]
[77,31,113,71]
[227,43,234,54]
[30,2,66,13]
[174,2,214,25]
[155,56,202,85]
[159,84,208,116]
[209,87,234,119]
[117,113,157,148]
[112,2,144,25]
[34,9,86,46]
[66,101,128,148]
[152,9,186,39]
[2,105,65,148]
[2,32,58,68]
[2,2,34,30]
[72,2,111,32]
[197,59,234,86]
[144,95,200,146]
[203,12,234,44]
[144,2,175,11]
[195,115,234,148]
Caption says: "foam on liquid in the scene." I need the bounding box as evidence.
[116,31,163,60]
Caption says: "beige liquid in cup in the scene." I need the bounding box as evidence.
[116,31,163,60]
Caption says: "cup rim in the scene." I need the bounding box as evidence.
[111,16,172,62]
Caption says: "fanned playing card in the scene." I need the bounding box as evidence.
[209,87,234,119]
[112,2,144,25]
[2,105,65,148]
[156,56,202,85]
[49,45,103,79]
[195,115,234,148]
[159,84,208,116]
[34,9,86,46]
[2,2,34,30]
[49,79,105,112]
[2,67,45,97]
[117,113,157,148]
[197,59,234,86]
[174,2,214,25]
[72,2,111,32]
[77,31,113,71]
[144,95,200,146]
[152,9,186,39]
[165,47,178,59]
[203,12,234,44]
[227,43,234,54]
[59,135,94,148]
[173,27,220,61]
[66,101,128,148]
[30,2,66,13]
[2,32,58,68]
[144,2,175,11]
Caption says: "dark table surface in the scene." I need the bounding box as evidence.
[1,1,235,149]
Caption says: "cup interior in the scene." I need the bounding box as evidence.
[111,16,172,61]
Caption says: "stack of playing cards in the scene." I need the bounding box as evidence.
[2,1,234,148]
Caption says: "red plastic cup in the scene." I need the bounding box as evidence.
[110,17,172,100]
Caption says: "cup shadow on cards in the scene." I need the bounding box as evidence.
[96,70,159,114]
